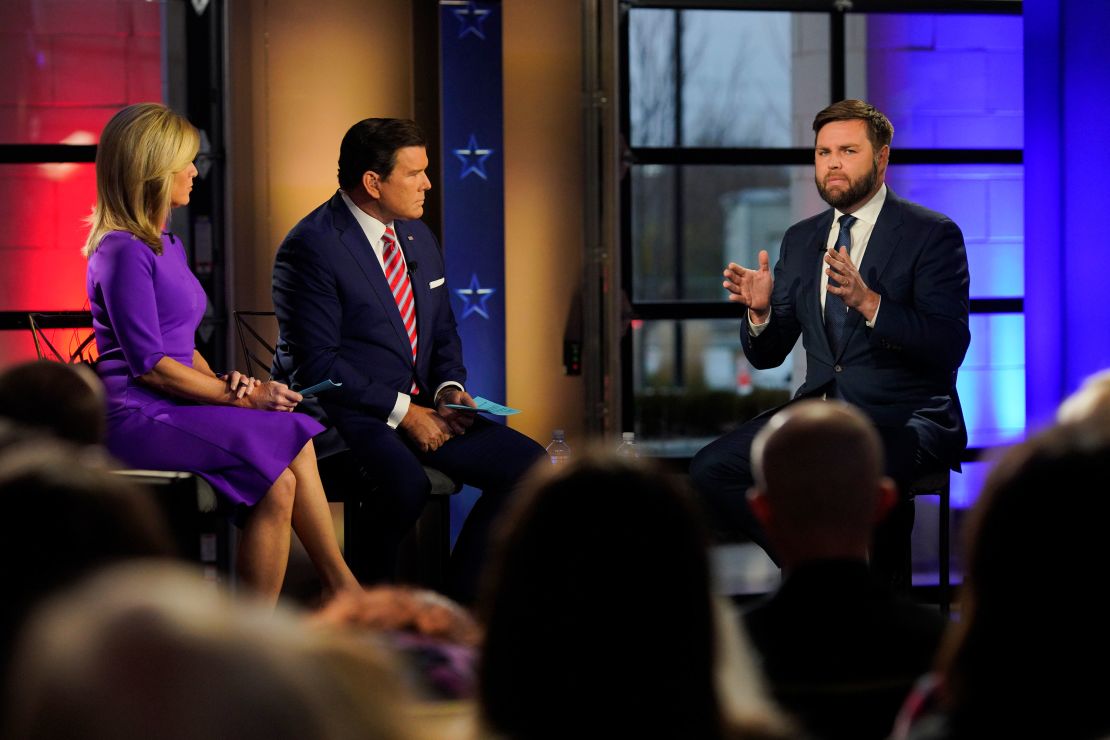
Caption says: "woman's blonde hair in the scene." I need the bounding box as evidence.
[83,103,199,258]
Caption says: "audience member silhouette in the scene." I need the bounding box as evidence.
[892,418,1110,740]
[477,449,795,740]
[3,562,412,740]
[742,400,946,740]
[0,442,175,724]
[0,361,106,446]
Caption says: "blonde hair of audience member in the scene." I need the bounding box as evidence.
[924,420,1110,739]
[478,448,794,740]
[83,102,199,257]
[3,562,412,740]
[1056,368,1110,424]
[749,400,897,569]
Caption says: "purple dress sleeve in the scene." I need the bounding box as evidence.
[95,233,167,377]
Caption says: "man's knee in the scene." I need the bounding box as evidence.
[688,445,715,490]
[503,434,545,481]
[689,441,748,492]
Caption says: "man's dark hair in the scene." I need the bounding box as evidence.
[812,99,894,152]
[337,118,426,191]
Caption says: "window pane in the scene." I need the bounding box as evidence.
[846,14,1023,149]
[629,8,676,147]
[0,1,162,367]
[0,0,162,144]
[887,164,1023,299]
[958,313,1025,449]
[0,163,95,311]
[631,164,823,302]
[632,318,798,457]
[629,9,829,148]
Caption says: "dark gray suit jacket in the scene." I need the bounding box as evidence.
[740,188,970,468]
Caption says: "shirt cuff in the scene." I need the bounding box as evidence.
[388,392,411,429]
[748,310,770,337]
[434,381,464,404]
[865,296,882,328]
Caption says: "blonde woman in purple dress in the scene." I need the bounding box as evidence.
[84,103,360,605]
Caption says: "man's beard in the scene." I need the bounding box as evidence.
[816,158,879,211]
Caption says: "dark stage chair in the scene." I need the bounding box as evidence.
[908,467,952,616]
[233,310,461,590]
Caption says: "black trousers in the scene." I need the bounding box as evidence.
[334,413,545,604]
[689,400,935,592]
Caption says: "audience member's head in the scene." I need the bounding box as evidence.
[931,420,1110,738]
[1056,368,1110,424]
[312,585,480,701]
[749,400,896,569]
[478,449,792,740]
[4,562,412,740]
[0,360,106,446]
[0,442,175,679]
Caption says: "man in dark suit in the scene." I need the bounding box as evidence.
[272,118,544,602]
[690,100,970,588]
[742,400,946,740]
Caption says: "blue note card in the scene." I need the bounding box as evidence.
[445,396,520,416]
[299,379,343,397]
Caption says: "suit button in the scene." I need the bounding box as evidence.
[834,364,843,372]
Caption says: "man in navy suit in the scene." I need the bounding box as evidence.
[272,118,544,602]
[690,100,970,588]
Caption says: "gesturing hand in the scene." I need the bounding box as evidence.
[436,388,476,436]
[399,405,453,453]
[824,246,880,322]
[723,250,773,323]
[245,380,303,412]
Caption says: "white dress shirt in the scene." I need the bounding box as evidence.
[751,183,887,336]
[340,191,463,428]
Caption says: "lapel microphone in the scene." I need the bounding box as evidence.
[407,260,418,276]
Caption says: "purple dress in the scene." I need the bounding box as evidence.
[87,231,324,507]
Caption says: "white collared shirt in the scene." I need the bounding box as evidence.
[339,191,462,427]
[751,183,887,336]
[820,183,886,321]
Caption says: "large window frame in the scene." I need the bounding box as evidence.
[0,0,229,370]
[617,0,1023,463]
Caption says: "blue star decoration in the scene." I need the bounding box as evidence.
[455,273,496,320]
[451,2,491,40]
[453,134,493,181]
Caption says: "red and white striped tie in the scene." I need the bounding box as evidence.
[382,226,419,393]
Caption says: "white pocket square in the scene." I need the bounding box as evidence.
[429,277,446,289]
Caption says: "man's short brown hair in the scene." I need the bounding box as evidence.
[812,99,894,152]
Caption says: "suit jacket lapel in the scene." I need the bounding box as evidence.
[329,195,414,363]
[807,211,837,358]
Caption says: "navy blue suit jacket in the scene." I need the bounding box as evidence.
[741,188,970,467]
[272,192,465,428]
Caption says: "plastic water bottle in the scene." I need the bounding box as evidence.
[546,429,571,466]
[616,431,640,458]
